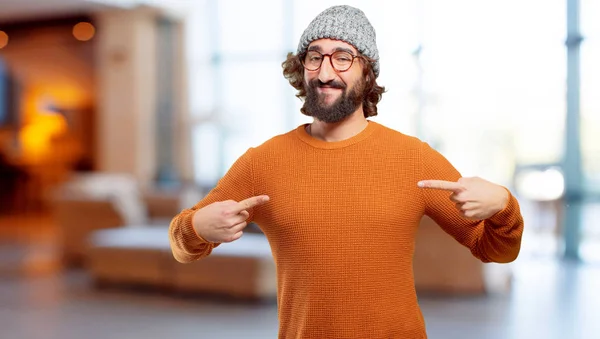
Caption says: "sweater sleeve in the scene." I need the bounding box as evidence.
[169,148,256,263]
[419,142,524,263]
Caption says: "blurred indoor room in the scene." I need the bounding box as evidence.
[0,0,598,338]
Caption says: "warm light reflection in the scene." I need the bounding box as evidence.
[17,87,80,164]
[0,31,8,49]
[72,22,95,42]
[19,113,68,162]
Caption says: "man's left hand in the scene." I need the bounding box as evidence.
[418,177,509,220]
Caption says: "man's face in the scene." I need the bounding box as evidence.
[303,39,365,123]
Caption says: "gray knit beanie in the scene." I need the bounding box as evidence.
[297,5,380,77]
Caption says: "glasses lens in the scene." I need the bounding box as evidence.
[303,51,323,71]
[331,51,354,71]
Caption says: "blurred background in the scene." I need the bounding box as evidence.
[0,0,598,338]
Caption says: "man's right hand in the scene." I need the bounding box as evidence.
[192,195,270,243]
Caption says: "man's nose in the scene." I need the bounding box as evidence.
[318,56,336,83]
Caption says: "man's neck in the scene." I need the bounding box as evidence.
[308,110,369,142]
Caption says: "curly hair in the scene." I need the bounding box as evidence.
[281,52,386,118]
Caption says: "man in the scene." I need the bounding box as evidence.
[169,5,524,339]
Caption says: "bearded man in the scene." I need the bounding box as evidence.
[169,5,524,339]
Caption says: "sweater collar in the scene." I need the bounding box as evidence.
[295,120,379,149]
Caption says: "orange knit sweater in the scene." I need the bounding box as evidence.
[169,121,524,339]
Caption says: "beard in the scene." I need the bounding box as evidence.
[302,78,365,123]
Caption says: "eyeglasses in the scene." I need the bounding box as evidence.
[300,50,360,72]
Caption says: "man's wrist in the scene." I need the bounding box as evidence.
[189,210,211,244]
[498,186,510,213]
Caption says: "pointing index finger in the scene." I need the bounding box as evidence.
[235,195,270,213]
[418,180,464,192]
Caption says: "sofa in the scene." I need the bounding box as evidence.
[49,172,201,266]
[87,227,277,301]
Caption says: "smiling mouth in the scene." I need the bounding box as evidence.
[318,86,342,92]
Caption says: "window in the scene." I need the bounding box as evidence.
[187,0,421,185]
[579,0,600,263]
[581,0,600,193]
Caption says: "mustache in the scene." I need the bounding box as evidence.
[308,79,346,90]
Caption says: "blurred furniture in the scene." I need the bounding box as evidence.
[83,216,508,302]
[87,227,174,289]
[87,227,277,301]
[49,172,201,266]
[413,216,512,295]
[170,233,276,300]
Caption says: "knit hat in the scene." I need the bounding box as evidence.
[296,5,380,77]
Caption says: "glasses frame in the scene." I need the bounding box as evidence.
[300,50,361,73]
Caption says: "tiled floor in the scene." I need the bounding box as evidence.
[1,214,599,339]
